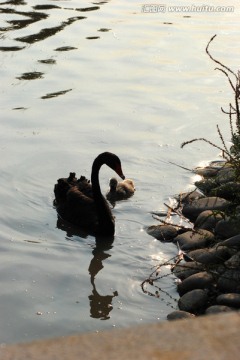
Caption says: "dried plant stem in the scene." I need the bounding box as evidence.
[181,137,232,160]
[206,35,237,80]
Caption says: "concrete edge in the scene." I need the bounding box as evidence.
[1,312,240,360]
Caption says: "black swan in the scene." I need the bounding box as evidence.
[106,178,135,202]
[54,152,125,237]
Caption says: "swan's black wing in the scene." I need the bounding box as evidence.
[54,173,93,203]
[77,175,93,198]
[54,172,77,203]
[54,173,97,228]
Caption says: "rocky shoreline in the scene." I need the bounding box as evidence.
[147,159,240,320]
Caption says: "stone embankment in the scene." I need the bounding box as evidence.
[147,160,240,319]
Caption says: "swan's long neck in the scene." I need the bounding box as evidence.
[91,158,114,236]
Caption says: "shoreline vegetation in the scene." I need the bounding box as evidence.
[143,35,240,320]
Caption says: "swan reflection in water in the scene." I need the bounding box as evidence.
[88,247,118,320]
[56,217,118,320]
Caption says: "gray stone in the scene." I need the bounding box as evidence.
[216,293,240,308]
[195,179,218,194]
[177,271,214,296]
[146,224,178,241]
[225,252,240,268]
[215,167,235,184]
[178,289,208,313]
[208,160,227,169]
[167,310,195,321]
[209,182,240,201]
[177,190,204,204]
[214,264,229,276]
[172,261,204,280]
[205,305,234,315]
[194,166,220,178]
[215,217,240,239]
[194,210,224,232]
[217,269,240,293]
[187,246,230,265]
[182,197,230,221]
[219,234,240,249]
[173,229,214,251]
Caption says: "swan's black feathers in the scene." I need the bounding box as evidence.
[53,152,125,236]
[54,173,96,227]
[54,173,92,202]
[76,175,93,198]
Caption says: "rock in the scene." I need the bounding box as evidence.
[194,210,224,232]
[173,229,214,251]
[194,166,220,178]
[182,197,230,221]
[217,269,240,293]
[209,182,240,202]
[146,224,178,241]
[205,305,234,314]
[215,167,235,184]
[177,190,204,204]
[194,179,218,195]
[219,234,240,249]
[208,160,227,169]
[224,252,240,268]
[178,289,208,313]
[187,246,230,265]
[172,262,204,280]
[215,217,240,239]
[167,310,195,321]
[177,271,214,296]
[216,293,240,308]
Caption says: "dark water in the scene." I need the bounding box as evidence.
[0,0,239,344]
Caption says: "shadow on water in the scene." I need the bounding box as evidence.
[56,216,117,320]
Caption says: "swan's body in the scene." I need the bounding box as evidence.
[54,152,125,236]
[106,177,135,202]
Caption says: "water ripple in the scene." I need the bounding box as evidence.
[0,8,48,32]
[16,71,44,80]
[54,46,77,51]
[0,45,25,51]
[15,16,86,44]
[76,6,100,12]
[0,0,107,51]
[41,88,72,99]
